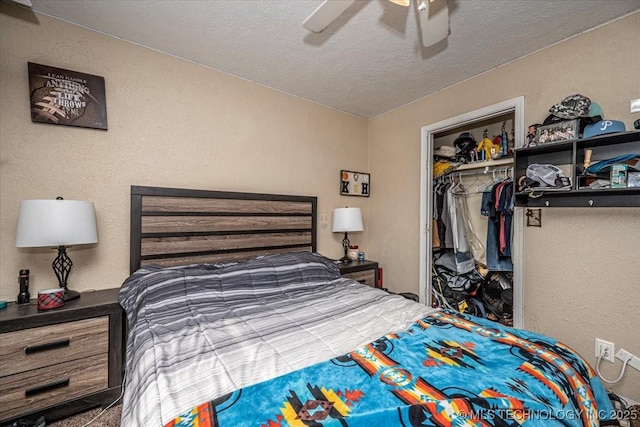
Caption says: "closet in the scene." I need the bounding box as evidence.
[419,97,525,328]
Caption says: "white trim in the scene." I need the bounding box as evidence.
[419,96,525,328]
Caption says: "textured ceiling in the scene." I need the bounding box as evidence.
[24,0,640,119]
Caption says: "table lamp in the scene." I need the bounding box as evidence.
[332,207,363,264]
[15,197,98,301]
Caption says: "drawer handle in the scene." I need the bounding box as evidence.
[25,339,70,354]
[25,379,70,397]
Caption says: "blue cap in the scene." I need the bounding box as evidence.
[583,120,626,139]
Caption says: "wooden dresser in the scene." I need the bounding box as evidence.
[339,259,379,287]
[0,288,123,425]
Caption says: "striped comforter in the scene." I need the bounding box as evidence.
[119,252,435,426]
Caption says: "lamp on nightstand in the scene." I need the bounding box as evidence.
[332,207,363,264]
[15,197,98,302]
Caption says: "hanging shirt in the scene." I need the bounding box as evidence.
[447,183,474,274]
[438,183,454,249]
[485,181,513,272]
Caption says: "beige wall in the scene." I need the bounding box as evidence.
[0,4,369,300]
[369,12,640,400]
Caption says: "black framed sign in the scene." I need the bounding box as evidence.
[340,170,370,197]
[535,119,578,145]
[28,62,107,130]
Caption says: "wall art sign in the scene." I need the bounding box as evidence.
[340,170,370,197]
[28,62,107,130]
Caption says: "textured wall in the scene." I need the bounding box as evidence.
[0,4,369,301]
[368,12,640,400]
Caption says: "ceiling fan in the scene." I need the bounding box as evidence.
[6,0,33,6]
[302,0,449,47]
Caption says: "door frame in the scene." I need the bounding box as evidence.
[419,96,525,328]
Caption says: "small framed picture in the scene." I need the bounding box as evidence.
[340,170,370,197]
[535,120,578,145]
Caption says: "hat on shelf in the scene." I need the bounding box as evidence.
[586,102,604,120]
[586,154,640,174]
[433,145,456,159]
[582,120,626,139]
[526,163,571,188]
[453,132,478,163]
[549,94,592,119]
[453,132,477,152]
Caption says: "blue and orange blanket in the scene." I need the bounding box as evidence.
[166,310,616,427]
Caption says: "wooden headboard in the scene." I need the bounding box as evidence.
[130,186,317,273]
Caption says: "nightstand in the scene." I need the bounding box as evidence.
[0,288,124,425]
[339,259,379,287]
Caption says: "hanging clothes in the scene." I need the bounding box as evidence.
[434,181,453,250]
[432,166,514,325]
[446,182,475,274]
[433,175,487,273]
[482,179,513,272]
[451,183,486,267]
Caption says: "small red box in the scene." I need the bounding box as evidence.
[37,288,65,311]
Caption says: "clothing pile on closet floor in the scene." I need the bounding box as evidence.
[432,175,514,325]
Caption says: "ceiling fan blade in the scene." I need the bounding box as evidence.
[388,0,411,6]
[6,0,32,6]
[417,0,449,47]
[303,0,357,33]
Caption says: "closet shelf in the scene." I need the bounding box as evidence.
[455,158,514,172]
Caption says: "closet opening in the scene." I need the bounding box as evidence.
[419,97,525,328]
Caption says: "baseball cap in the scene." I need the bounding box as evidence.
[454,132,477,152]
[526,164,570,188]
[582,120,626,139]
[587,102,603,120]
[586,154,640,174]
[549,94,591,120]
[433,145,456,159]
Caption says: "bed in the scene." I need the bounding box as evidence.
[120,185,618,427]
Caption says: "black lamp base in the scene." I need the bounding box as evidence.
[339,231,353,264]
[63,288,80,302]
[53,245,80,302]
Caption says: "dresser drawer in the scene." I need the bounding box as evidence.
[343,269,376,287]
[0,317,108,377]
[0,352,108,421]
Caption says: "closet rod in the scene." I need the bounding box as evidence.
[449,165,513,178]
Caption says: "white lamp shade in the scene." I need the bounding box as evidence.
[15,199,98,247]
[332,207,363,232]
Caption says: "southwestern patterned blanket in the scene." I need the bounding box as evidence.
[166,310,616,426]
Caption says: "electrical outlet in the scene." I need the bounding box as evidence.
[595,338,614,362]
